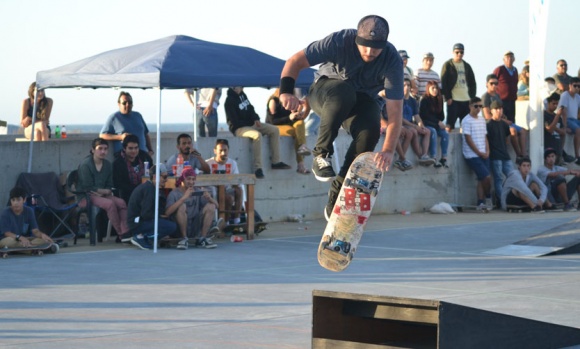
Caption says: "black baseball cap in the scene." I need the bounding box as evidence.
[355,15,389,49]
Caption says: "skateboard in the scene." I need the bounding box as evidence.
[318,152,384,272]
[158,237,196,249]
[222,222,268,236]
[0,243,58,259]
[53,233,75,248]
[450,204,490,213]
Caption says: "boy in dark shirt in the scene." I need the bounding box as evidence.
[486,100,513,204]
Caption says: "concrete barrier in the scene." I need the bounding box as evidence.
[0,131,515,222]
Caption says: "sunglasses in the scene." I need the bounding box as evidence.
[559,64,567,67]
[121,101,133,106]
[489,82,498,85]
[473,105,483,108]
[454,51,464,54]
[574,84,580,88]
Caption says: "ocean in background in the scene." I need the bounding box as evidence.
[2,123,229,135]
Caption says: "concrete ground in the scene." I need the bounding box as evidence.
[2,211,580,348]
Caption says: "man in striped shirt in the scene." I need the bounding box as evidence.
[461,97,492,209]
[415,52,441,97]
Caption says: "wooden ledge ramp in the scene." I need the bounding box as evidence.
[484,216,580,257]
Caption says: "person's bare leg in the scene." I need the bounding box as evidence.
[176,204,188,238]
[200,203,216,238]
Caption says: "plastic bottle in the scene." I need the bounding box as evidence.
[55,125,61,139]
[61,125,67,139]
[176,154,184,177]
[144,161,150,177]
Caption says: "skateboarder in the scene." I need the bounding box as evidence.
[279,14,404,220]
[0,187,54,249]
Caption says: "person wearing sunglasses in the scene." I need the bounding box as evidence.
[100,91,154,157]
[557,77,580,165]
[553,59,573,94]
[482,74,528,160]
[461,97,492,210]
[440,43,476,133]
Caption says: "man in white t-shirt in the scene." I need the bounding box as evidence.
[558,77,580,164]
[205,139,243,224]
[461,97,492,209]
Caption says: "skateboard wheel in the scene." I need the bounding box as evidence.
[38,251,44,256]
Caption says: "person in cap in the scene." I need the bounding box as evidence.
[440,43,477,132]
[493,51,519,123]
[486,100,513,204]
[126,164,180,250]
[501,156,552,212]
[278,14,403,220]
[553,59,572,94]
[416,52,441,97]
[537,148,580,211]
[399,50,417,95]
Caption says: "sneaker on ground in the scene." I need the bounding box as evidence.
[297,144,312,156]
[485,198,494,210]
[255,168,265,179]
[393,160,404,171]
[476,203,488,211]
[195,237,217,249]
[418,155,436,166]
[271,162,292,169]
[312,155,336,182]
[402,160,413,171]
[564,203,577,212]
[131,236,152,250]
[177,238,188,250]
[532,205,545,213]
[208,224,220,237]
[433,159,442,168]
[119,232,132,243]
[563,152,576,163]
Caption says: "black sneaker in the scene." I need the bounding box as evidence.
[271,162,292,169]
[312,155,336,182]
[195,237,217,249]
[131,236,152,250]
[575,158,580,166]
[118,232,132,243]
[532,205,545,213]
[563,151,576,163]
[255,168,265,179]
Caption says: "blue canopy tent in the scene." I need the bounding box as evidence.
[32,34,316,251]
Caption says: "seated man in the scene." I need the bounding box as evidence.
[544,93,571,164]
[127,164,179,250]
[166,133,210,176]
[537,148,580,211]
[206,138,244,224]
[224,86,291,179]
[165,168,218,249]
[113,134,153,204]
[380,116,413,171]
[77,138,130,241]
[0,187,55,249]
[399,78,434,166]
[501,156,553,212]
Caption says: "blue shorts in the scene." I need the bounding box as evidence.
[567,118,580,133]
[465,157,491,181]
[509,123,525,133]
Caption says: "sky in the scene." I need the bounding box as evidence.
[1,0,579,131]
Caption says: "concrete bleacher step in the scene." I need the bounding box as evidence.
[484,216,580,257]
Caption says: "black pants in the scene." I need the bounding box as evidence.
[502,99,516,123]
[446,100,470,131]
[308,78,381,178]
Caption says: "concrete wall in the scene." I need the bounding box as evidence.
[0,132,479,221]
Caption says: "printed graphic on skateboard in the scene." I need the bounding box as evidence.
[318,152,384,272]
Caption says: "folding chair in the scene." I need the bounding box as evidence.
[14,172,77,243]
[66,170,111,246]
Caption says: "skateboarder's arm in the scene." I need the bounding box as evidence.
[376,98,403,170]
[279,50,311,111]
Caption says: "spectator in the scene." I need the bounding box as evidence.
[517,65,530,100]
[461,97,492,209]
[537,148,579,211]
[543,93,572,164]
[100,91,154,157]
[415,52,441,97]
[493,51,519,123]
[399,78,435,166]
[482,74,528,159]
[487,101,513,204]
[0,187,55,249]
[165,168,218,249]
[77,138,130,241]
[557,77,580,165]
[185,88,221,137]
[127,164,180,250]
[266,88,312,175]
[224,87,291,179]
[399,50,418,95]
[380,110,413,171]
[553,59,572,94]
[441,43,476,132]
[112,134,153,205]
[166,133,210,176]
[21,82,52,141]
[205,139,244,224]
[419,80,449,168]
[501,156,551,212]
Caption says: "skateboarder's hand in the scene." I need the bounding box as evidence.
[374,151,394,172]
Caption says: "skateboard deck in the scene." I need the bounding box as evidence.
[158,237,196,249]
[223,222,268,236]
[318,152,384,272]
[0,243,57,259]
[506,205,530,213]
[450,204,490,213]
